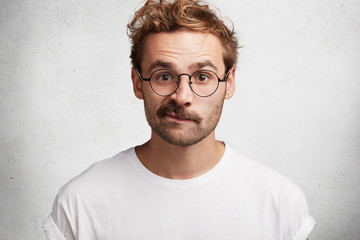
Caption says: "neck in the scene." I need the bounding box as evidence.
[135,131,225,180]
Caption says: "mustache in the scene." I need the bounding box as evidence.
[156,102,202,123]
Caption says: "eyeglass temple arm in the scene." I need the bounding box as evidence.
[135,68,150,81]
[219,68,231,82]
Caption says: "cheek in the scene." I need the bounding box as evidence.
[197,99,220,117]
[203,96,225,117]
[206,91,225,107]
[143,94,165,113]
[141,83,154,97]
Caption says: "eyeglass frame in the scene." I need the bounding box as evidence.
[135,68,230,97]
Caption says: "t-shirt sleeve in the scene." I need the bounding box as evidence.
[294,215,316,240]
[43,195,76,240]
[283,187,316,240]
[43,214,67,240]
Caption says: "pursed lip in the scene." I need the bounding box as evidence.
[166,112,193,122]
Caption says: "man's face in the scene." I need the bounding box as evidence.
[132,29,235,146]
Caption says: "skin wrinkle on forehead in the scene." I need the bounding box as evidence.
[142,31,225,75]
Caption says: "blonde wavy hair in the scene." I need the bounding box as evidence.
[127,0,239,71]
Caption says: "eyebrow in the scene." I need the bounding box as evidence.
[148,61,175,73]
[147,60,218,73]
[189,61,218,72]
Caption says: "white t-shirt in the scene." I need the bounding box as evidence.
[43,145,316,240]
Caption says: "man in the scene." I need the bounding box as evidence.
[43,0,316,239]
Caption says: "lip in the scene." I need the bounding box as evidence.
[165,112,193,122]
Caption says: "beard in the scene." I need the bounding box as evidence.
[144,99,224,146]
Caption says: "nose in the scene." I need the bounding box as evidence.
[169,74,193,106]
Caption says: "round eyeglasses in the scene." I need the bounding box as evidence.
[136,68,230,97]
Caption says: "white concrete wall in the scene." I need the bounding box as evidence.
[1,0,359,239]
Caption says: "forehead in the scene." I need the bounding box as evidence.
[141,30,224,73]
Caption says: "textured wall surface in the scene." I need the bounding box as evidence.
[1,0,359,239]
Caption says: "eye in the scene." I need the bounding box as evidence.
[158,74,172,81]
[152,70,176,82]
[193,71,212,83]
[198,74,209,81]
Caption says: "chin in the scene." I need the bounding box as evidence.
[154,127,213,147]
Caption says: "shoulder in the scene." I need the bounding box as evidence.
[55,147,135,203]
[49,148,138,236]
[224,144,305,204]
[225,145,315,237]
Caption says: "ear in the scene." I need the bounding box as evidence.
[131,67,144,99]
[224,66,236,99]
